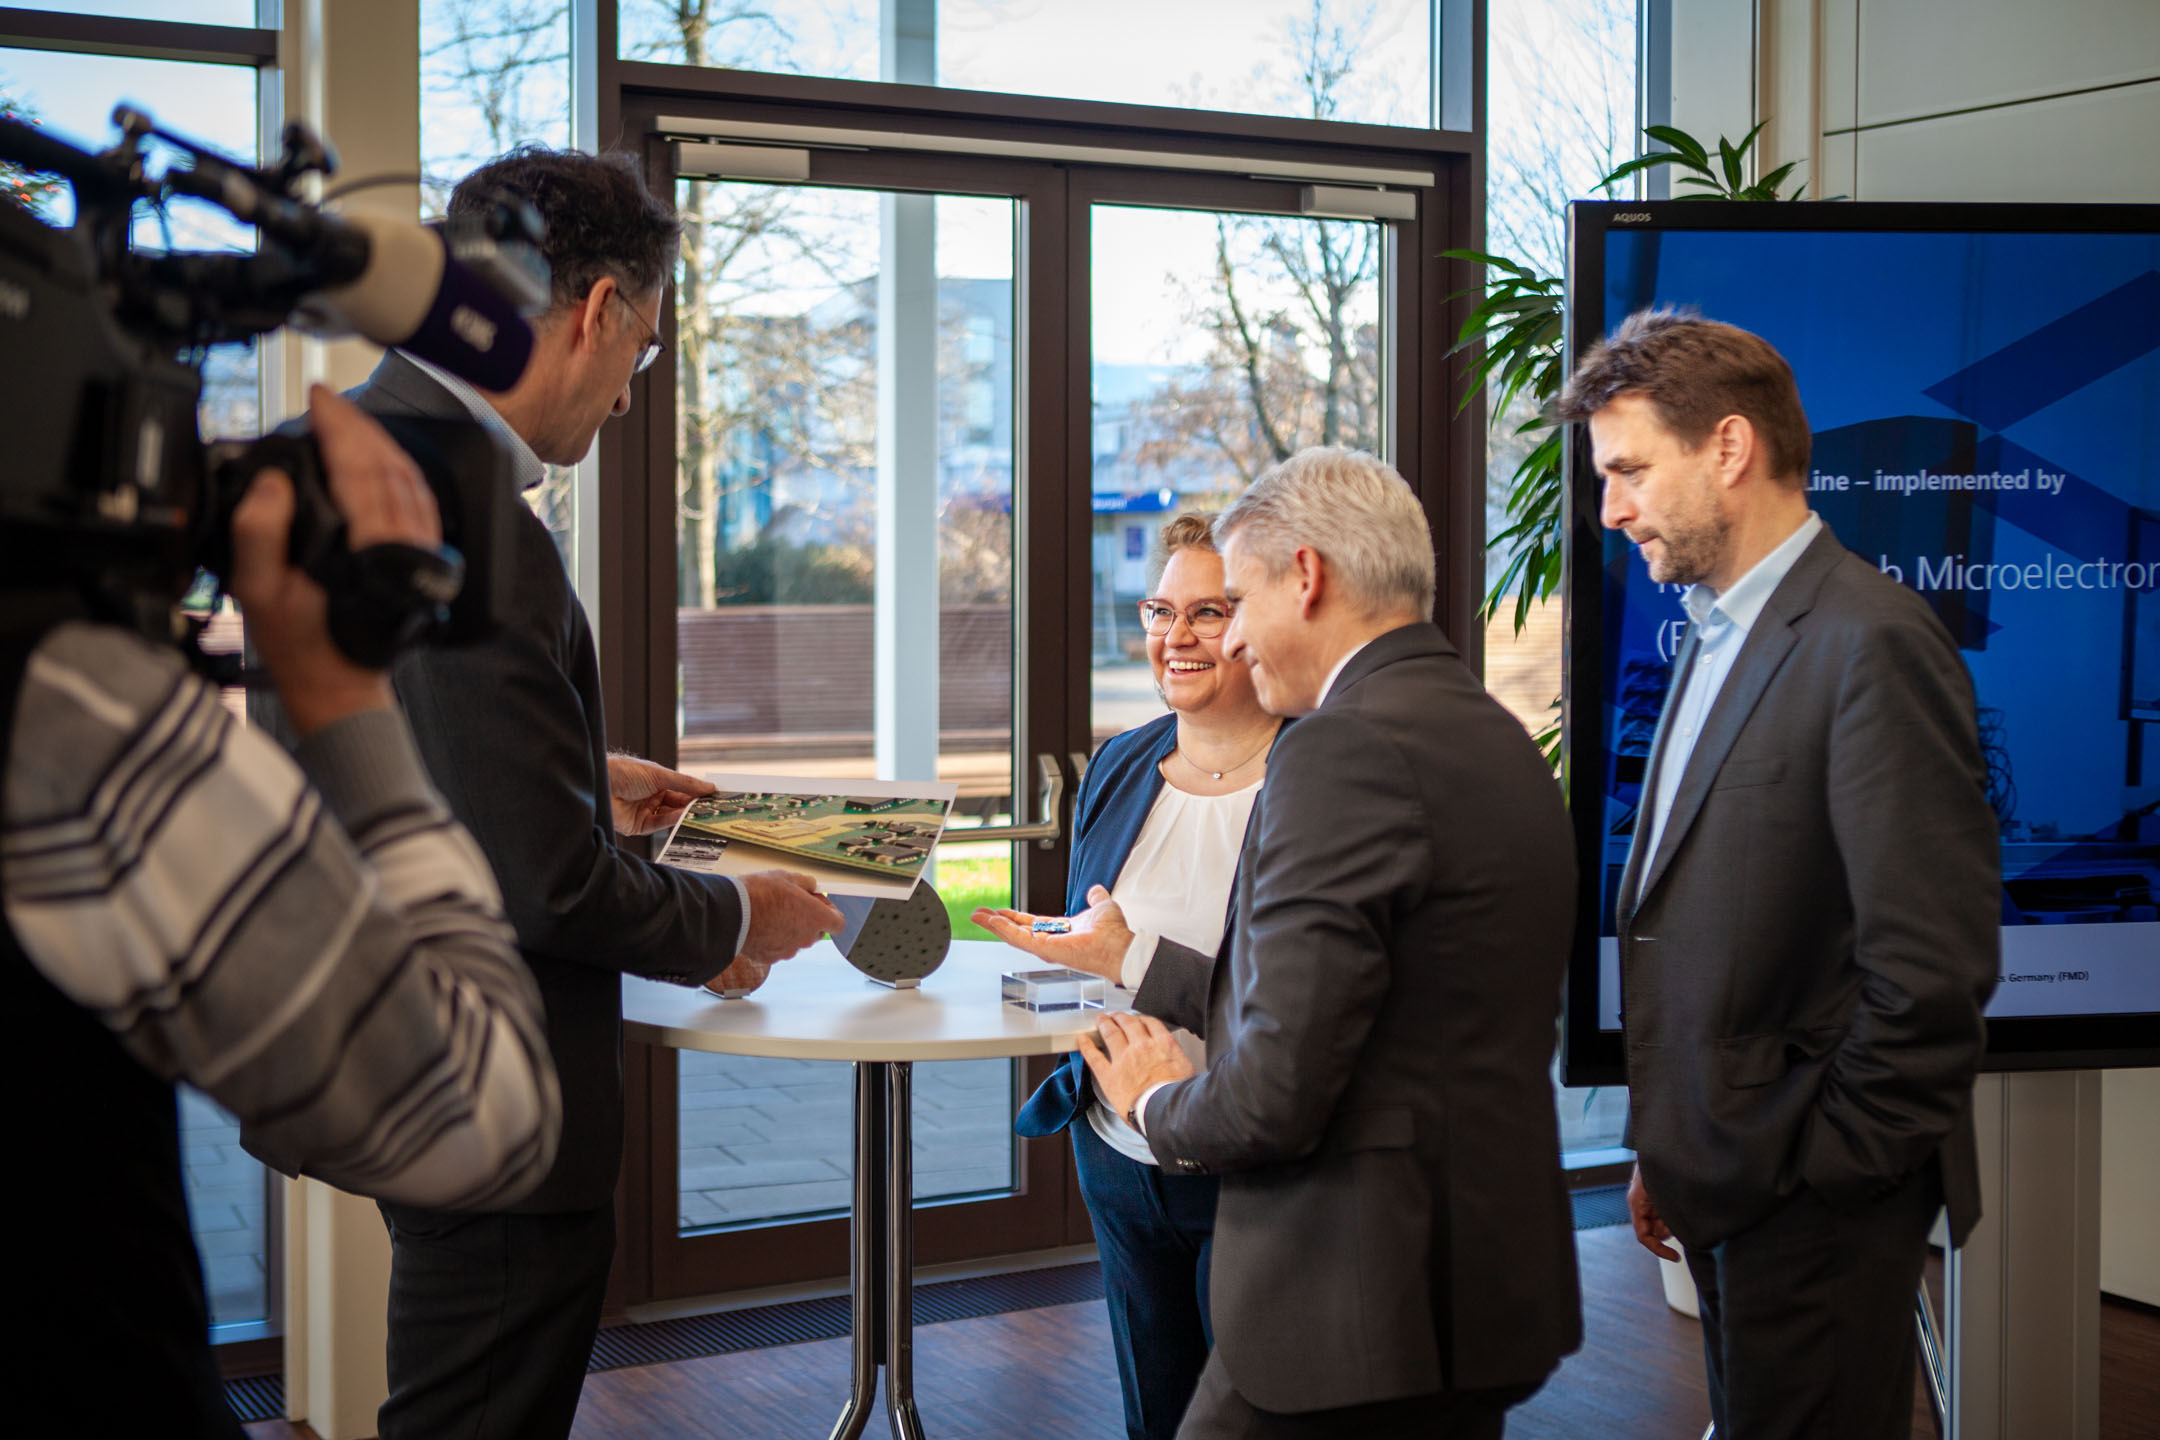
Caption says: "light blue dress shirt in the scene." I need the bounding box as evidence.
[1639,512,1824,870]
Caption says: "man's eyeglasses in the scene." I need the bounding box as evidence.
[614,291,665,374]
[1137,599,1233,639]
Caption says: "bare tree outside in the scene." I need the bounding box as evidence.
[1484,0,1636,591]
[1489,0,1634,278]
[419,0,577,553]
[1115,1,1388,494]
[1478,0,1637,1158]
[420,0,571,216]
[1120,216,1381,491]
[620,2,888,611]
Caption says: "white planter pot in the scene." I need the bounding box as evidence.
[1659,1239,1702,1318]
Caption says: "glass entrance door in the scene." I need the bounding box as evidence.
[672,176,1019,1229]
[644,157,1076,1298]
[1084,199,1386,753]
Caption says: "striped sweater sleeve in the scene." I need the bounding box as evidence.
[3,622,560,1210]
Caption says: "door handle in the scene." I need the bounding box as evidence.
[945,753,1064,849]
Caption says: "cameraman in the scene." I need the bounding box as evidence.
[4,387,562,1439]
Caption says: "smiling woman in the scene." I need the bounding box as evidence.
[1142,521,1281,794]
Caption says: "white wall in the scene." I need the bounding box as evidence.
[1665,0,2160,1309]
[274,11,418,1431]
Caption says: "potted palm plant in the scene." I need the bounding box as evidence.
[1449,121,1826,773]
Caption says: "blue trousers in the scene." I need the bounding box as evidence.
[1072,1112,1221,1440]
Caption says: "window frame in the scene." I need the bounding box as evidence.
[0,5,276,66]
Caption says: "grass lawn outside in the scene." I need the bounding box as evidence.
[934,839,1013,942]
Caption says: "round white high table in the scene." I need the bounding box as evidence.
[622,939,1127,1440]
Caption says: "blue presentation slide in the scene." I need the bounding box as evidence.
[1591,228,2160,1027]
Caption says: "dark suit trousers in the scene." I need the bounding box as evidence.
[1685,1171,1940,1440]
[377,1202,615,1440]
[1073,1113,1218,1440]
[1178,1351,1535,1440]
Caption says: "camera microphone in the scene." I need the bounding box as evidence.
[298,213,542,393]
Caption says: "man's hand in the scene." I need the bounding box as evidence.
[971,884,1134,981]
[704,955,772,997]
[739,870,846,963]
[229,385,440,738]
[608,754,716,836]
[1627,1163,1679,1262]
[1079,1011,1195,1123]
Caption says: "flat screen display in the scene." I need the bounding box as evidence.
[1563,202,2160,1083]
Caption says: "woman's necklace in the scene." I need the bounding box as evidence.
[1174,727,1276,782]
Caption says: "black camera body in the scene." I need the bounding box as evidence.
[0,109,537,667]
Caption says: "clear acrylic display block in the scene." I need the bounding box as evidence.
[1000,967,1107,1012]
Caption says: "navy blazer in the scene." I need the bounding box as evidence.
[1013,711,1281,1138]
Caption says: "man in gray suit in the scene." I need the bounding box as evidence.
[982,449,1581,1438]
[1559,310,2000,1440]
[342,148,842,1440]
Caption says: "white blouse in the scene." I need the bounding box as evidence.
[1085,774,1260,1165]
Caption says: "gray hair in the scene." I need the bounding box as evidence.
[1213,447,1435,616]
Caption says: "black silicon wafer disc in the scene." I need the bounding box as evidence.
[841,881,951,984]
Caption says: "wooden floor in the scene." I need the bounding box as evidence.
[245,1224,2160,1439]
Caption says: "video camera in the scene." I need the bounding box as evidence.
[0,106,547,667]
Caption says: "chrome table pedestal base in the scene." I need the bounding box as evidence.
[828,1060,927,1440]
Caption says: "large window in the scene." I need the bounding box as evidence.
[619,0,1434,128]
[419,0,578,559]
[1485,0,1637,1162]
[670,178,1023,1232]
[1,21,274,1333]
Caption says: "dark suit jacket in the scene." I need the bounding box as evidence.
[1617,527,1999,1251]
[348,352,743,1213]
[1134,622,1581,1411]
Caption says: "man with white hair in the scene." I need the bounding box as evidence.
[979,447,1581,1438]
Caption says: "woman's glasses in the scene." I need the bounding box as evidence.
[1137,599,1233,639]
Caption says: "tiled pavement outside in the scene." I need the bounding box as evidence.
[678,1055,1017,1230]
[679,1055,1628,1232]
[180,1086,270,1328]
